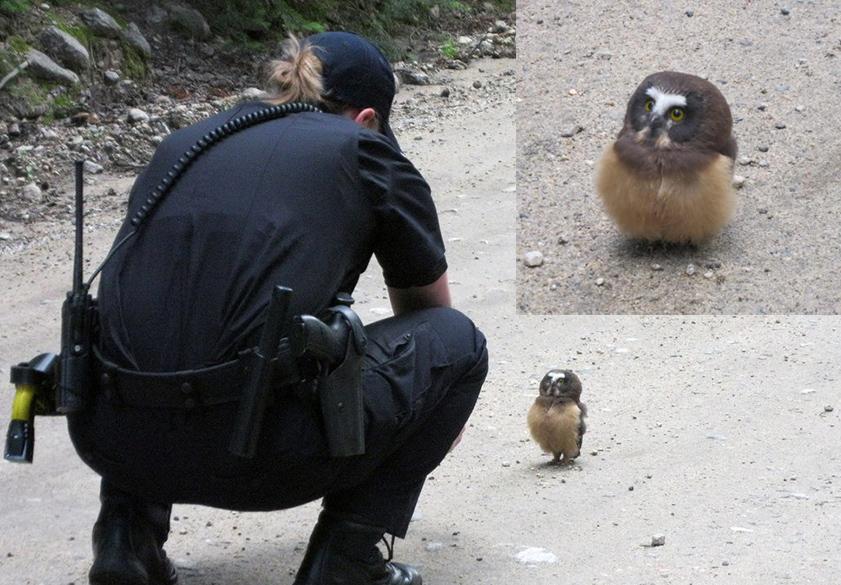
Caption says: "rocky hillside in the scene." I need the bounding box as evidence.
[0,1,514,228]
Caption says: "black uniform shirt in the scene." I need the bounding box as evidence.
[98,103,447,371]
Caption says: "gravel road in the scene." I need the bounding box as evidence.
[517,0,841,314]
[1,34,841,585]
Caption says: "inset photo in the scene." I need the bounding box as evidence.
[517,0,841,314]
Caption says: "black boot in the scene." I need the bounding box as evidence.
[293,511,422,585]
[88,488,178,585]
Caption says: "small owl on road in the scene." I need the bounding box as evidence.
[528,369,587,464]
[596,71,738,244]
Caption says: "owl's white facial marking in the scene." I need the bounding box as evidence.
[547,371,566,383]
[646,86,687,117]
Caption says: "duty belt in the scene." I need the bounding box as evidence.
[93,346,254,410]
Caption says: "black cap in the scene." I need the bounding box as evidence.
[305,31,400,149]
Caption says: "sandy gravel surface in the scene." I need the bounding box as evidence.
[1,54,841,585]
[517,0,841,314]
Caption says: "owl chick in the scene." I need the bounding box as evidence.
[528,369,587,464]
[596,71,738,244]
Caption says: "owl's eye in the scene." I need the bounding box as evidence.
[644,99,654,112]
[670,108,686,122]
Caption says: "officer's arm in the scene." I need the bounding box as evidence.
[387,272,451,316]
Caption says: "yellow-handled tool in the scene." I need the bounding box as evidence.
[5,353,58,463]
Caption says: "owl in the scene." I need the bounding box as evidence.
[596,71,738,244]
[527,369,587,464]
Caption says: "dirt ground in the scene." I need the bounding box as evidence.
[516,0,841,314]
[2,55,841,585]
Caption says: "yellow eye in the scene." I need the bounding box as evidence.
[644,99,654,112]
[670,108,686,122]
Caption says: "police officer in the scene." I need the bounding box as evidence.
[67,32,488,585]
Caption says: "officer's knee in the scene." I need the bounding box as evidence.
[422,307,488,387]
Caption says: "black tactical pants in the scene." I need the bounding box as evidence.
[69,307,488,538]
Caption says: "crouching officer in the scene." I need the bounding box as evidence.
[65,31,488,585]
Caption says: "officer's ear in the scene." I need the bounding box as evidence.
[348,107,379,132]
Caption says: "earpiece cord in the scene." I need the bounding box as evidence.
[84,102,322,289]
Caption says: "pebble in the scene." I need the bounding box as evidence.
[775,121,787,129]
[0,233,11,241]
[732,175,746,189]
[83,160,104,174]
[685,263,697,276]
[523,250,544,267]
[737,156,753,166]
[595,277,605,286]
[127,108,150,123]
[703,270,715,279]
[651,534,666,547]
[472,80,482,89]
[781,7,790,15]
[104,70,121,84]
[7,123,21,137]
[440,87,451,98]
[825,405,834,412]
[560,123,583,138]
[685,10,694,17]
[757,145,769,152]
[651,263,663,271]
[22,182,42,201]
[425,542,444,552]
[515,547,557,564]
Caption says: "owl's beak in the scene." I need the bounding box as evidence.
[648,114,666,135]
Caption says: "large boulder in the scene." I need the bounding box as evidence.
[79,7,122,39]
[167,5,211,40]
[39,26,90,72]
[122,22,152,59]
[25,49,80,86]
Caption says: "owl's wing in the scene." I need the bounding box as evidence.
[719,134,738,161]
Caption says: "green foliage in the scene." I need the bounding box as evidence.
[0,0,30,16]
[8,34,29,55]
[439,38,459,59]
[50,15,94,46]
[120,43,148,79]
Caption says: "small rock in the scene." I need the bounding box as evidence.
[824,405,834,412]
[703,270,715,279]
[168,5,212,40]
[425,542,444,552]
[686,263,697,276]
[595,277,605,286]
[127,108,150,123]
[7,123,21,137]
[732,175,746,189]
[685,9,694,17]
[738,156,753,166]
[523,250,544,267]
[757,145,769,152]
[25,49,80,86]
[39,26,91,72]
[240,87,267,101]
[560,123,583,138]
[722,560,731,566]
[104,70,121,84]
[21,182,42,202]
[83,160,103,174]
[122,22,152,59]
[781,7,790,15]
[395,69,431,86]
[0,232,12,241]
[775,121,787,129]
[472,80,482,89]
[594,49,613,60]
[79,7,123,39]
[651,534,666,547]
[440,87,451,98]
[492,20,510,33]
[651,263,663,271]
